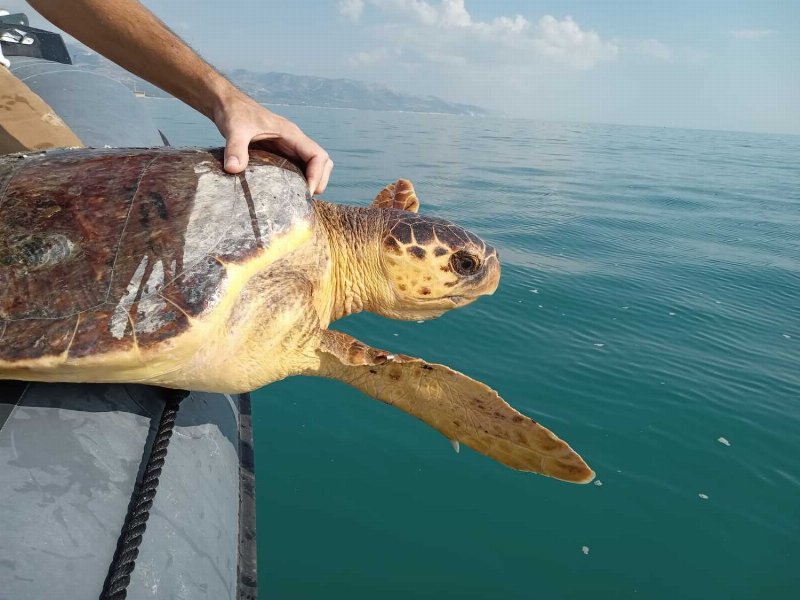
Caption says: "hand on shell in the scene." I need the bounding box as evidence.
[213,91,334,194]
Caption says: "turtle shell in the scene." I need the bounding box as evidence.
[0,147,312,364]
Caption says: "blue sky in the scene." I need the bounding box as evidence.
[7,1,799,134]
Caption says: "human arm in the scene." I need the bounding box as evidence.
[26,0,333,192]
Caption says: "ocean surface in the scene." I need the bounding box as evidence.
[148,99,800,600]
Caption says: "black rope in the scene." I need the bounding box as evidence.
[100,388,188,600]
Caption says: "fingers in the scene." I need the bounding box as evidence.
[215,96,333,188]
[290,133,333,195]
[318,155,334,194]
[305,153,334,195]
[223,133,251,174]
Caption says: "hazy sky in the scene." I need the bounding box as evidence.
[6,1,799,134]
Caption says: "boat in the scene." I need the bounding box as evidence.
[0,11,258,599]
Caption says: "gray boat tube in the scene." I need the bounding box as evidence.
[0,30,257,600]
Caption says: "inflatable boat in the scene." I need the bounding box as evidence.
[0,13,258,599]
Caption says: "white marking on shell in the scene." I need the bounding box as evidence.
[135,260,168,335]
[135,295,170,335]
[193,161,213,175]
[146,259,164,294]
[182,163,310,269]
[450,439,460,454]
[242,162,310,239]
[110,256,148,339]
[182,170,238,267]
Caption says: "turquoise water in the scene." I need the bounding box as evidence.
[149,100,800,599]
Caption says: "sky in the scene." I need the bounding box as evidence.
[4,0,799,134]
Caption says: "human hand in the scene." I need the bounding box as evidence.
[213,91,333,195]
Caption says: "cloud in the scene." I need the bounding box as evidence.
[439,0,471,28]
[380,0,439,26]
[338,0,365,22]
[533,15,618,69]
[626,38,673,61]
[731,28,776,39]
[347,46,389,66]
[347,1,616,70]
[377,0,527,34]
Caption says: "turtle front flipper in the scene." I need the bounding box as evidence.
[312,331,595,484]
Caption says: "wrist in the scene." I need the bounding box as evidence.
[202,73,242,122]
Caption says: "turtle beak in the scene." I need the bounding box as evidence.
[446,295,475,307]
[484,251,501,295]
[474,245,500,296]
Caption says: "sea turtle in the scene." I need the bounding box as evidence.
[0,147,594,483]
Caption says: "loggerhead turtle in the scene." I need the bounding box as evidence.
[0,147,594,483]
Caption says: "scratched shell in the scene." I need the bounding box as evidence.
[0,147,312,361]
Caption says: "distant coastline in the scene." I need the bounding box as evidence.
[68,45,488,117]
[225,70,488,116]
[142,95,485,117]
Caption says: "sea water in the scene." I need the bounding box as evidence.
[148,99,799,599]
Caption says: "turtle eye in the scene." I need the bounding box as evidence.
[451,251,480,275]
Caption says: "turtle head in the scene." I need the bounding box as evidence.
[373,180,501,320]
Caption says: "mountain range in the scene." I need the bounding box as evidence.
[68,45,488,116]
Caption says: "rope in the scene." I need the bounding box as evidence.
[100,388,187,600]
